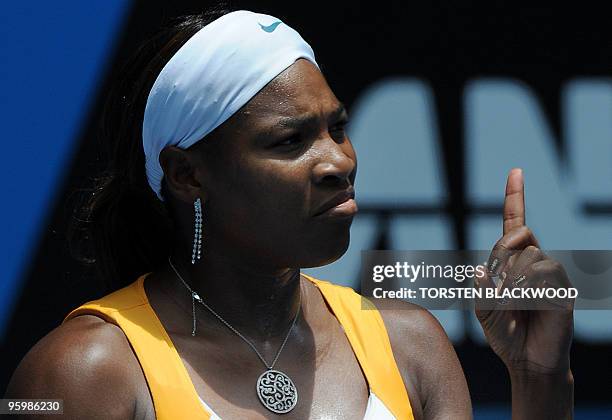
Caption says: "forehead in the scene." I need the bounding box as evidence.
[238,59,340,121]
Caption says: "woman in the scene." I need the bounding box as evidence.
[6,9,573,419]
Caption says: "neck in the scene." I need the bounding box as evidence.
[164,249,303,341]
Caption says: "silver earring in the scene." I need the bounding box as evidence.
[191,198,202,264]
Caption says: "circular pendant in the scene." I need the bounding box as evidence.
[256,369,298,414]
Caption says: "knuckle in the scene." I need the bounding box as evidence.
[549,259,564,273]
[532,259,562,275]
[520,225,533,238]
[493,236,507,249]
[524,245,542,258]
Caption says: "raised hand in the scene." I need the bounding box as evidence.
[475,168,574,375]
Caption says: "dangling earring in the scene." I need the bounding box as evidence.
[192,197,202,264]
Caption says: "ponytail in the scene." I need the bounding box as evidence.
[69,9,228,291]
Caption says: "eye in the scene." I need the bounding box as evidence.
[276,136,302,146]
[330,120,349,140]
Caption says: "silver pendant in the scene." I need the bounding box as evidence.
[256,369,298,414]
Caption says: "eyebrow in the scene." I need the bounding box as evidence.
[274,102,349,131]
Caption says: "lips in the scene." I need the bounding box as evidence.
[313,187,358,218]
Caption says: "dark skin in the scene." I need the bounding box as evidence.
[474,169,574,420]
[6,60,572,419]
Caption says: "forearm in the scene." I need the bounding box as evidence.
[509,368,574,420]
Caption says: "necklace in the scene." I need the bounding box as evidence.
[167,256,300,414]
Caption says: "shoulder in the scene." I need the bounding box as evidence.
[5,315,152,419]
[370,299,472,418]
[369,299,453,384]
[370,298,449,350]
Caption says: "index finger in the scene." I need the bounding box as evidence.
[503,168,525,235]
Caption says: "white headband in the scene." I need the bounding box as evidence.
[142,10,319,200]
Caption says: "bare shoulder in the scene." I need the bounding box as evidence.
[5,315,153,419]
[370,298,472,419]
[369,299,452,386]
[370,298,449,351]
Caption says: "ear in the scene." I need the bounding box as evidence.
[158,145,205,204]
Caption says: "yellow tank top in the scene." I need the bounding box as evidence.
[63,273,414,419]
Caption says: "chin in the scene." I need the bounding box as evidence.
[301,226,352,268]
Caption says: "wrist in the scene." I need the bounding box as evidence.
[506,358,571,378]
[509,366,573,387]
[509,366,574,420]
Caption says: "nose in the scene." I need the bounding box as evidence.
[312,136,356,187]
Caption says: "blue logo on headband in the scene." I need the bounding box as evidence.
[259,21,281,33]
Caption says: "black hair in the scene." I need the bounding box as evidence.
[68,8,229,292]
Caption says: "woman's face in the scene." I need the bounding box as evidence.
[196,59,357,269]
